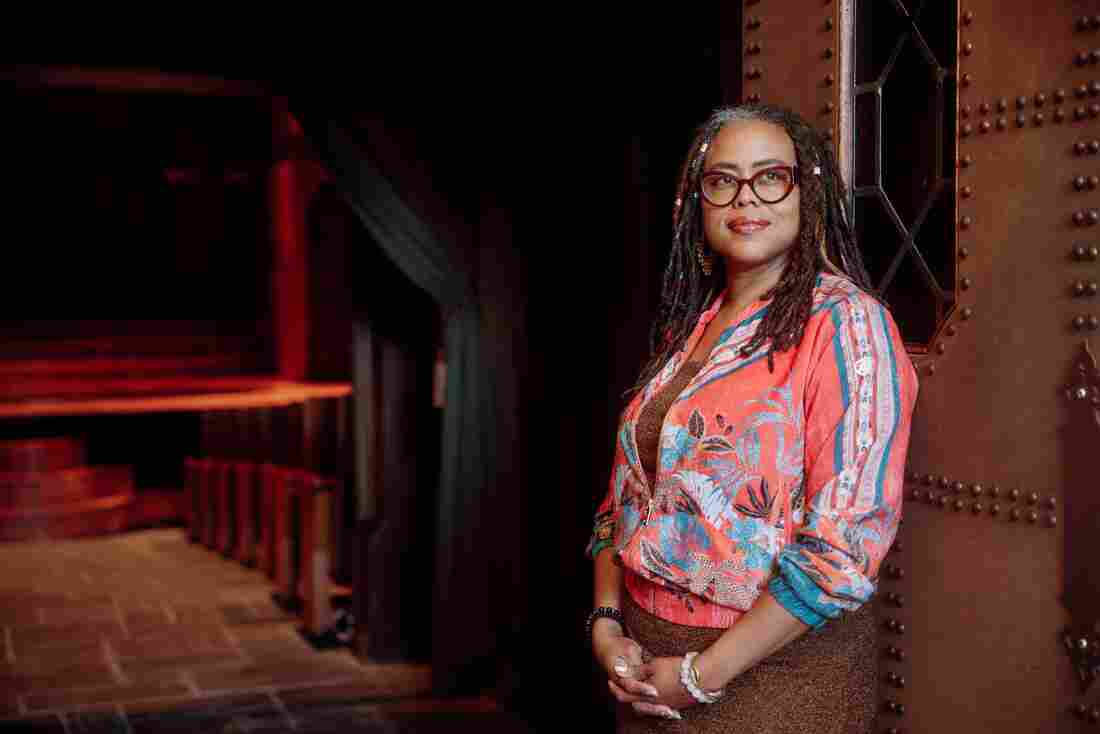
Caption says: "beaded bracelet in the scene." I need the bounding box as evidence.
[679,651,726,704]
[585,606,625,642]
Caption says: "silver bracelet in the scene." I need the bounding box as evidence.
[679,651,725,704]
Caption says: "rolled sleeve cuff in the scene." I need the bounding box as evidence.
[768,574,828,630]
[585,515,616,560]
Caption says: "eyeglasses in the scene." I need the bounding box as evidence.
[699,165,800,206]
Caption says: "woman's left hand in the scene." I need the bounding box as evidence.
[634,656,698,713]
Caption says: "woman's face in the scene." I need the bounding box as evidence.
[700,119,801,273]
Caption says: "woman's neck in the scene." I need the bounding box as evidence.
[721,255,789,315]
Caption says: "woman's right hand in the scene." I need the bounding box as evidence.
[592,619,683,721]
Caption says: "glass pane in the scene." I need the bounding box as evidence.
[855,193,904,288]
[884,251,940,344]
[882,32,942,229]
[854,92,878,188]
[856,0,909,84]
[914,0,957,71]
[898,0,921,17]
[912,184,955,293]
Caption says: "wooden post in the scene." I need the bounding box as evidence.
[300,475,335,636]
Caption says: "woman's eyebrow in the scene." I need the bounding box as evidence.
[708,158,791,172]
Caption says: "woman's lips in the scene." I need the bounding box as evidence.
[728,218,771,234]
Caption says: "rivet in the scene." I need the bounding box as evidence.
[1091,210,1100,225]
[990,485,1001,497]
[1076,280,1087,296]
[1035,92,1046,107]
[962,73,973,87]
[1055,108,1066,123]
[909,488,920,500]
[927,363,936,375]
[939,476,951,489]
[1077,106,1088,121]
[1028,510,1039,523]
[824,17,833,30]
[1016,113,1027,128]
[1078,84,1090,99]
[937,342,946,354]
[747,67,762,80]
[961,104,971,118]
[946,324,958,336]
[908,470,920,482]
[1091,103,1100,118]
[824,128,834,141]
[1076,176,1088,191]
[1090,176,1099,190]
[971,484,983,496]
[747,93,761,104]
[997,97,1008,112]
[747,42,762,55]
[1017,95,1028,109]
[747,17,761,29]
[1090,314,1098,329]
[972,502,983,514]
[1092,81,1100,96]
[823,101,835,114]
[1092,49,1100,64]
[1075,315,1087,330]
[959,246,969,259]
[1089,280,1098,294]
[1048,514,1058,528]
[954,499,965,511]
[1010,488,1020,501]
[1079,16,1091,32]
[962,307,973,320]
[980,120,991,133]
[1028,491,1040,504]
[1093,16,1100,30]
[991,503,1001,515]
[823,48,834,59]
[1075,245,1088,259]
[1078,51,1091,67]
[960,154,974,168]
[1091,706,1100,723]
[979,102,991,115]
[824,73,835,86]
[996,116,1008,129]
[1090,246,1099,259]
[962,9,974,25]
[961,185,973,198]
[1056,89,1067,104]
[1011,508,1022,521]
[961,123,973,137]
[1074,210,1088,225]
[923,474,935,486]
[961,277,972,289]
[962,41,974,56]
[1034,112,1044,126]
[960,215,973,229]
[1047,496,1058,509]
[938,496,948,508]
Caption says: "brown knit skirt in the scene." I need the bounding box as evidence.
[615,592,877,733]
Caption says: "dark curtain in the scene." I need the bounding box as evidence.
[286,102,497,695]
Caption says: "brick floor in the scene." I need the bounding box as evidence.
[0,529,530,732]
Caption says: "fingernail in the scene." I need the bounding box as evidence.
[646,686,659,697]
[668,710,683,720]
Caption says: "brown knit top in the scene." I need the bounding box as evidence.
[635,360,705,487]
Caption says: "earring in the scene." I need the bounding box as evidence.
[695,240,713,276]
[816,219,845,276]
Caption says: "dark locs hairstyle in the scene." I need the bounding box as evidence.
[628,103,877,399]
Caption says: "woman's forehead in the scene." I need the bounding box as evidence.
[706,119,795,164]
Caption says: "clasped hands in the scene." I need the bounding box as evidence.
[592,618,701,720]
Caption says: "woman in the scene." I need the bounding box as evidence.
[585,104,918,732]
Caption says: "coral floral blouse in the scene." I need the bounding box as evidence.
[587,274,918,629]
